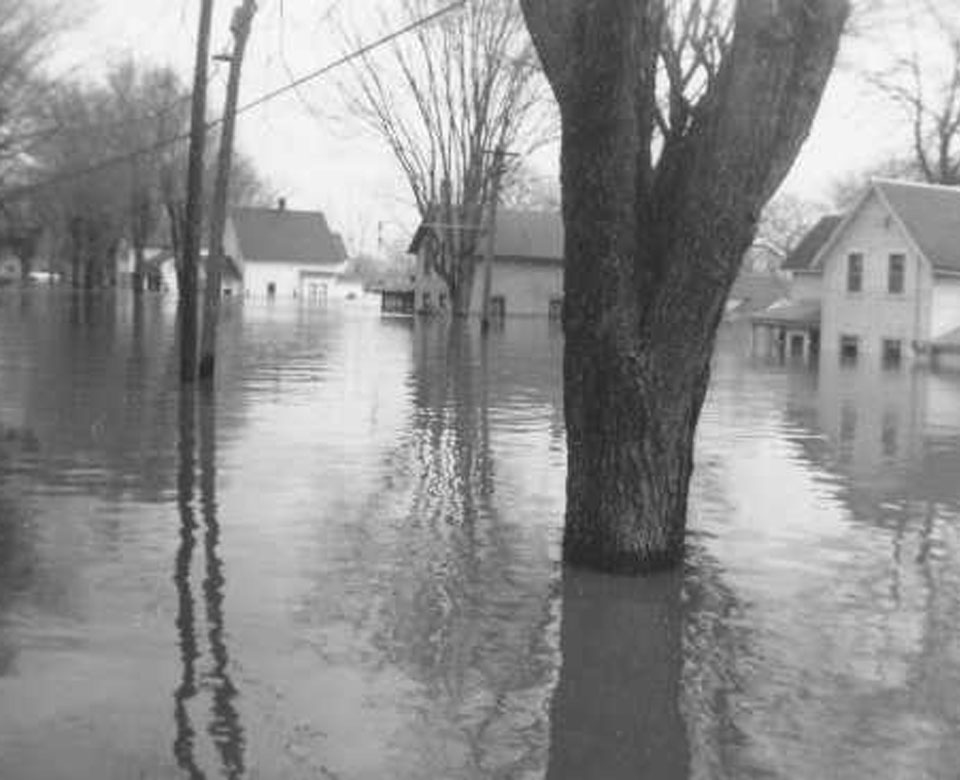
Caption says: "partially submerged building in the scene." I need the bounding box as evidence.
[409,209,563,318]
[752,179,960,369]
[226,200,348,302]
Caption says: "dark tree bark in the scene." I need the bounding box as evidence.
[520,0,849,572]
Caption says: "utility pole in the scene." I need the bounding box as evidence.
[480,148,507,334]
[180,0,215,384]
[199,0,257,384]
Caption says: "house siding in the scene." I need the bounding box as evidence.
[931,275,960,338]
[414,250,563,317]
[468,259,562,317]
[243,260,344,300]
[414,247,449,312]
[820,192,932,364]
[790,271,822,300]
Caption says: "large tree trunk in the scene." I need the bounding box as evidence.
[521,0,849,572]
[132,242,145,294]
[451,254,477,317]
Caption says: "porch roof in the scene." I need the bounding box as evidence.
[750,299,821,326]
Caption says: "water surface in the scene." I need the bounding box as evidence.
[1,289,958,778]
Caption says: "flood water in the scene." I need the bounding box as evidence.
[1,289,959,779]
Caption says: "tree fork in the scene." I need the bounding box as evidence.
[521,0,850,572]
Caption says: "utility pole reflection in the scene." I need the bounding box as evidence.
[173,386,245,778]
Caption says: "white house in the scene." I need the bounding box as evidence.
[752,179,960,369]
[226,200,348,302]
[409,209,564,317]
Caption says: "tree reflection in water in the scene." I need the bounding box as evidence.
[173,386,245,779]
[546,567,689,779]
[370,322,558,776]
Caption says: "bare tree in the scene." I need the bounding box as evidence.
[861,2,960,184]
[32,82,128,288]
[753,192,829,265]
[106,60,191,293]
[499,161,560,211]
[0,0,68,187]
[521,0,849,572]
[339,0,556,314]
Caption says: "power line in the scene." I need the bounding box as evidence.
[1,0,466,203]
[234,0,464,118]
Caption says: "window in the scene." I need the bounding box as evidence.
[839,334,859,365]
[438,292,447,309]
[789,333,805,358]
[548,297,563,321]
[888,253,905,293]
[882,338,902,369]
[847,253,863,293]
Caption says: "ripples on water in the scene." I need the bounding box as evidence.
[0,289,958,779]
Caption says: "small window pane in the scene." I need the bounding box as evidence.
[840,334,859,365]
[888,254,905,293]
[882,338,902,369]
[847,253,863,293]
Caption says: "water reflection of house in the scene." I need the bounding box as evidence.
[409,210,563,317]
[814,359,926,476]
[753,180,960,369]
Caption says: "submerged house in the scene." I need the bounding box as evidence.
[154,200,348,301]
[226,200,348,301]
[409,209,563,318]
[752,179,960,368]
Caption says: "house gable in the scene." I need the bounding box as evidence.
[816,187,930,292]
[815,184,937,359]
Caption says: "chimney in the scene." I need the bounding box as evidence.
[277,197,286,211]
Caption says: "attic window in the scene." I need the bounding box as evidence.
[847,253,863,293]
[888,254,905,294]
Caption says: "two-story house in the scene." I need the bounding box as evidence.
[753,179,960,368]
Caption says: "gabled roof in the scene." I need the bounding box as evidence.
[728,271,788,313]
[230,206,347,265]
[872,179,960,272]
[408,208,563,261]
[750,299,821,326]
[808,179,960,273]
[934,325,960,346]
[782,215,842,271]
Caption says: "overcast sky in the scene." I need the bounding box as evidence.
[49,0,910,255]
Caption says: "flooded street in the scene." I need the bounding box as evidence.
[1,289,959,779]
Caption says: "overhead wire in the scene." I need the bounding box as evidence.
[1,0,466,203]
